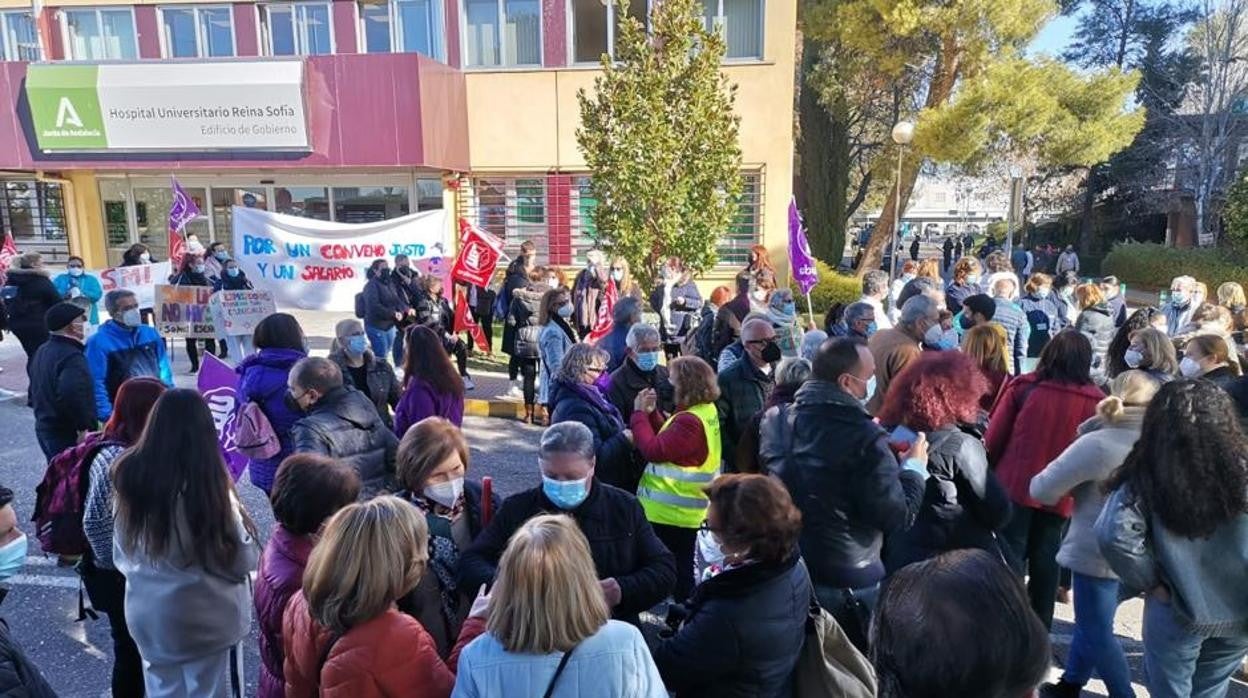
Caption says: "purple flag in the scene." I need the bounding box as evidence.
[788,197,819,295]
[197,353,249,482]
[169,177,200,233]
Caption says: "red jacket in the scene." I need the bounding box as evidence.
[629,409,708,467]
[282,592,484,698]
[984,375,1104,517]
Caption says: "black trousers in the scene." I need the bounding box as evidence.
[653,523,698,604]
[80,563,145,697]
[472,310,494,349]
[185,338,218,371]
[446,338,469,376]
[999,506,1066,630]
[36,428,77,462]
[517,358,539,406]
[14,326,48,375]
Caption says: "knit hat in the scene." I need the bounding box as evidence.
[45,302,86,332]
[962,294,997,322]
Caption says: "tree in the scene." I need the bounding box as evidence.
[576,0,742,290]
[1222,170,1248,253]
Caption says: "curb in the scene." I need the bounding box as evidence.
[464,398,528,420]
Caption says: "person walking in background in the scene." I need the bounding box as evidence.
[362,258,411,365]
[328,318,401,430]
[453,514,668,698]
[394,418,500,658]
[876,351,1013,572]
[716,318,777,471]
[282,496,485,697]
[1020,273,1065,358]
[253,454,360,698]
[4,252,61,374]
[547,344,638,491]
[1031,371,1161,698]
[538,288,578,424]
[572,250,606,340]
[394,326,465,435]
[1098,380,1248,698]
[29,303,94,460]
[942,236,955,272]
[167,253,219,373]
[112,389,259,697]
[631,356,722,602]
[1056,245,1081,275]
[985,331,1104,629]
[236,313,308,495]
[288,357,399,497]
[909,236,921,262]
[53,256,103,326]
[80,377,166,698]
[605,323,674,423]
[85,290,173,422]
[651,474,809,698]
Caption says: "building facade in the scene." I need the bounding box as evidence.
[0,0,795,282]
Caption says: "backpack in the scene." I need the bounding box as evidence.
[236,401,281,459]
[514,323,542,360]
[683,311,716,363]
[32,433,119,556]
[354,292,366,320]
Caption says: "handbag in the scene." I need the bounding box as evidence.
[792,594,877,698]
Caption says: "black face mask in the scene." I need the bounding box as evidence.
[378,268,391,280]
[761,340,783,364]
[284,391,307,414]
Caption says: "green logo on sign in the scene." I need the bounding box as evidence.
[27,65,106,150]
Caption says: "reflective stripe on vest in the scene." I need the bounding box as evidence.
[637,401,722,529]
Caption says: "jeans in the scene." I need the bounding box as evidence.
[1143,595,1248,698]
[1063,573,1135,698]
[223,335,253,362]
[813,582,880,654]
[1000,505,1066,629]
[36,428,77,462]
[393,325,406,365]
[365,325,397,363]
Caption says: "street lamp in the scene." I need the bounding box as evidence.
[889,120,915,282]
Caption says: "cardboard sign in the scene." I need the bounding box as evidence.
[155,284,215,338]
[210,290,276,337]
[92,261,172,309]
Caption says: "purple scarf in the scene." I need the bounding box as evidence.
[568,379,625,430]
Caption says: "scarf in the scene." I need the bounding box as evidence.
[403,491,465,631]
[551,314,577,343]
[568,380,625,429]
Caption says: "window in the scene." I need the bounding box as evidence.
[466,177,549,261]
[275,186,330,219]
[63,8,138,60]
[161,6,235,58]
[0,12,40,61]
[0,182,66,243]
[462,0,540,67]
[360,0,445,59]
[333,186,409,223]
[570,176,599,265]
[416,178,443,210]
[133,186,209,260]
[211,188,266,253]
[571,0,645,64]
[718,172,762,266]
[702,0,762,59]
[261,3,333,56]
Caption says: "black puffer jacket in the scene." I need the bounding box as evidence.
[0,618,56,697]
[290,386,399,497]
[362,274,409,331]
[548,379,640,492]
[4,269,59,339]
[882,426,1012,573]
[30,334,96,439]
[328,350,401,429]
[412,291,454,339]
[652,556,809,698]
[502,287,543,356]
[457,481,676,626]
[759,380,924,590]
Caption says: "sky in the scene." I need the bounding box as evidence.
[1027,11,1081,58]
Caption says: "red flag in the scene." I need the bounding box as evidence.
[451,218,505,288]
[168,230,187,271]
[453,288,490,352]
[0,232,17,285]
[587,278,618,344]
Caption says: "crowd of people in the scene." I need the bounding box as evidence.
[2,236,1247,698]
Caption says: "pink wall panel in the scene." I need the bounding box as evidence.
[233,4,260,56]
[134,6,162,59]
[444,0,461,68]
[542,0,565,68]
[332,0,357,54]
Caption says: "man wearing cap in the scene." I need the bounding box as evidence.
[29,302,95,460]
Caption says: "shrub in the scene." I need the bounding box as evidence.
[1101,242,1248,290]
[808,261,862,316]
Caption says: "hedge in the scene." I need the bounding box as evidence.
[1101,242,1248,291]
[808,261,862,316]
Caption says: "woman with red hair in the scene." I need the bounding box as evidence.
[876,351,1013,573]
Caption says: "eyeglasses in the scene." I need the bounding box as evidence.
[745,337,776,346]
[586,366,605,375]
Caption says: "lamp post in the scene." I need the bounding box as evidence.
[889,121,915,282]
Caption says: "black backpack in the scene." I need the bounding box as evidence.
[354,292,366,320]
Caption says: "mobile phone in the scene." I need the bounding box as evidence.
[889,425,919,452]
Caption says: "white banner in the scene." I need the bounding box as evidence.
[231,206,452,312]
[90,261,172,309]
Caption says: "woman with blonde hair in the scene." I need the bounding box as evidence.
[963,323,1011,413]
[1074,283,1115,366]
[283,496,484,697]
[1030,370,1161,698]
[453,515,666,698]
[1124,327,1179,383]
[608,258,642,300]
[1181,334,1242,389]
[1216,281,1248,332]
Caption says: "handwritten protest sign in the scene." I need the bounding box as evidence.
[210,290,276,337]
[91,261,172,309]
[232,206,451,312]
[155,284,216,338]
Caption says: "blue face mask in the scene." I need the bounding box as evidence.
[226,267,240,278]
[864,321,878,337]
[0,532,27,583]
[193,264,206,275]
[635,351,661,372]
[345,334,369,357]
[214,251,229,262]
[543,475,590,510]
[781,303,796,317]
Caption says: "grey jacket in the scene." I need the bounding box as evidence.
[290,386,399,496]
[1030,408,1144,579]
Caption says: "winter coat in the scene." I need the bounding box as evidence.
[254,525,314,698]
[651,556,809,698]
[1163,300,1197,337]
[168,269,211,287]
[1056,250,1080,274]
[215,270,254,292]
[944,281,980,314]
[329,350,401,429]
[0,618,56,698]
[498,261,530,321]
[362,275,409,331]
[30,334,96,442]
[1203,365,1240,391]
[458,481,676,627]
[984,374,1104,517]
[1075,304,1116,363]
[716,356,774,475]
[4,268,59,340]
[538,318,577,405]
[600,323,632,374]
[414,292,455,339]
[1019,293,1065,358]
[758,380,924,590]
[502,287,543,356]
[992,297,1030,374]
[53,271,103,324]
[548,379,639,491]
[290,386,400,497]
[650,280,703,343]
[866,327,922,414]
[1030,407,1144,580]
[883,426,1012,573]
[711,295,750,358]
[1106,292,1128,327]
[453,620,666,698]
[734,381,799,475]
[604,358,675,424]
[114,497,258,666]
[573,266,605,337]
[237,348,307,493]
[393,376,464,435]
[84,320,173,421]
[283,593,482,698]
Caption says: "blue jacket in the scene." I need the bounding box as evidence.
[452,620,667,698]
[538,319,576,405]
[237,348,307,493]
[992,298,1030,374]
[53,272,103,324]
[84,320,173,421]
[601,323,632,373]
[1018,293,1066,358]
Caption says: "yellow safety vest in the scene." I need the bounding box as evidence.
[637,402,722,529]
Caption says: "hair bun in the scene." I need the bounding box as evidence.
[1097,395,1125,421]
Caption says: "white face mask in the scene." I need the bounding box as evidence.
[423,477,464,509]
[139,252,151,263]
[1180,356,1203,378]
[752,290,768,302]
[1124,348,1144,369]
[923,322,944,346]
[695,528,728,584]
[120,308,141,327]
